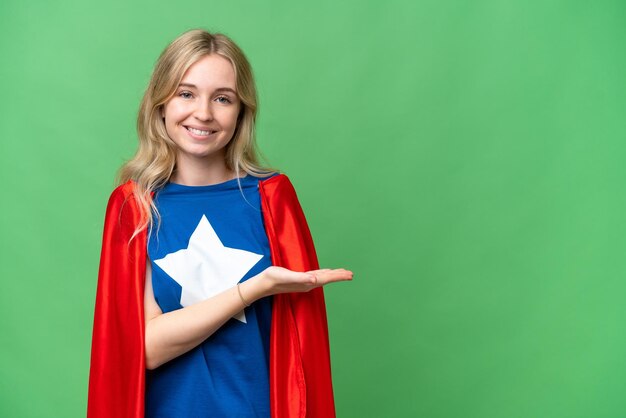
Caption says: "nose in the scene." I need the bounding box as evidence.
[194,100,214,121]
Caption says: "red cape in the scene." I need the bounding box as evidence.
[87,174,335,418]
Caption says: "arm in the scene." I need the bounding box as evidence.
[259,174,342,418]
[88,183,147,418]
[144,259,351,369]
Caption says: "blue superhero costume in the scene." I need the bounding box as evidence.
[146,175,273,417]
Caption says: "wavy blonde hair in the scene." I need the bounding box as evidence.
[118,29,274,240]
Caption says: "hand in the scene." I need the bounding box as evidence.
[259,266,353,296]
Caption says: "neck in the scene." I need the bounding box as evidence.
[170,153,238,186]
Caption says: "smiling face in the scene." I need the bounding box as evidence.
[162,54,241,170]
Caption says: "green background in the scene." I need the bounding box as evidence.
[1,0,625,417]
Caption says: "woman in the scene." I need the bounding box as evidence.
[87,29,352,417]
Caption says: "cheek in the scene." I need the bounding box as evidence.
[162,114,179,139]
[164,98,190,117]
[163,103,185,129]
[224,107,241,130]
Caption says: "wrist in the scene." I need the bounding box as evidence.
[239,273,271,303]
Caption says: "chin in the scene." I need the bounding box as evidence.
[181,145,227,160]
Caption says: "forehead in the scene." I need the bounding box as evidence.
[180,54,236,90]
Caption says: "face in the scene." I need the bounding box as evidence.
[162,54,241,166]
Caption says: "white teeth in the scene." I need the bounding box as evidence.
[187,127,214,136]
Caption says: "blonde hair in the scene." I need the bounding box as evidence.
[118,29,274,240]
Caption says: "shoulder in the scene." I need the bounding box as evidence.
[109,180,137,199]
[258,172,296,192]
[258,172,307,209]
[101,180,146,241]
[258,173,300,201]
[104,180,141,215]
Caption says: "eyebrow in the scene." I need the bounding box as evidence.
[178,83,236,94]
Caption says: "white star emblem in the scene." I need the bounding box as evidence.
[154,215,263,323]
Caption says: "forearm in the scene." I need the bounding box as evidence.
[145,276,268,370]
[144,266,352,369]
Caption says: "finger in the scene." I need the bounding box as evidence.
[314,270,353,285]
[309,268,351,274]
[323,268,353,277]
[307,268,331,275]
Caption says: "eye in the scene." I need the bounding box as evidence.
[215,96,232,104]
[178,91,193,99]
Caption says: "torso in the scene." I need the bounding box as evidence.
[145,174,274,418]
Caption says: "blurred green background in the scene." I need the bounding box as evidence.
[1,0,625,417]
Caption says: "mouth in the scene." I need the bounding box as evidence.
[185,126,217,137]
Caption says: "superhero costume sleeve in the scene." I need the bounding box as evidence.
[87,174,335,418]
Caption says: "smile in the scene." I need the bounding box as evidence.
[185,126,217,136]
